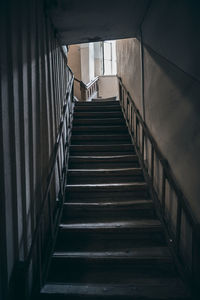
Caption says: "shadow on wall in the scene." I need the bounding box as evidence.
[143,45,200,221]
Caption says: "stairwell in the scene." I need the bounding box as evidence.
[40,100,191,299]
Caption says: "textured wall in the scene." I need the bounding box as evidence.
[0,0,70,298]
[98,76,119,99]
[116,39,142,113]
[68,44,82,99]
[116,0,200,223]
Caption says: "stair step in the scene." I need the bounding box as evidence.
[66,182,149,201]
[70,144,134,156]
[68,168,143,184]
[73,118,125,126]
[71,134,131,145]
[56,219,166,252]
[72,125,128,134]
[73,111,123,119]
[69,155,139,169]
[75,100,120,106]
[74,105,121,112]
[62,199,155,221]
[52,247,172,263]
[41,279,190,299]
[48,246,176,282]
[49,247,175,281]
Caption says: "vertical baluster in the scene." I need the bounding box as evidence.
[135,116,138,148]
[127,97,129,122]
[162,168,166,213]
[176,202,182,254]
[130,105,133,134]
[57,153,62,197]
[142,128,144,160]
[48,192,53,240]
[151,143,154,184]
[38,229,42,288]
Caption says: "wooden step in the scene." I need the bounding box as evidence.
[48,247,175,282]
[68,168,143,184]
[66,182,149,201]
[62,200,155,221]
[74,105,121,112]
[59,219,161,234]
[73,111,123,119]
[70,144,134,156]
[71,134,131,145]
[41,279,191,299]
[56,219,166,252]
[72,125,128,135]
[56,219,165,257]
[73,118,125,126]
[68,155,139,169]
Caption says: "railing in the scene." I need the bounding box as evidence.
[118,76,200,294]
[19,60,75,299]
[74,76,99,100]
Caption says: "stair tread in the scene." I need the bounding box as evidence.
[60,219,161,229]
[74,106,121,111]
[75,101,119,106]
[67,182,146,187]
[71,134,129,139]
[70,154,137,159]
[41,279,190,298]
[70,144,133,148]
[73,125,127,129]
[64,199,153,207]
[68,167,142,172]
[53,247,171,259]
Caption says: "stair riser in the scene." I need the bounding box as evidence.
[62,208,155,222]
[48,260,175,283]
[74,112,123,118]
[75,101,120,106]
[70,145,134,151]
[69,162,139,169]
[70,151,135,156]
[40,294,190,300]
[72,129,128,135]
[71,140,131,145]
[66,191,149,201]
[73,119,125,126]
[74,106,121,112]
[68,175,144,184]
[71,135,131,144]
[55,232,166,254]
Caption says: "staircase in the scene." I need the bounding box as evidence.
[40,100,190,299]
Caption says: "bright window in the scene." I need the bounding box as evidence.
[103,41,117,75]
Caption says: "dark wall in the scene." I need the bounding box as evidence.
[116,0,200,223]
[0,0,69,298]
[142,0,200,81]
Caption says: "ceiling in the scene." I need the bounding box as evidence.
[46,0,149,45]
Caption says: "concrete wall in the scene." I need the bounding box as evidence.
[68,44,82,99]
[116,1,200,223]
[98,75,119,99]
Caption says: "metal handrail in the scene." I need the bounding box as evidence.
[18,64,75,299]
[26,72,74,268]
